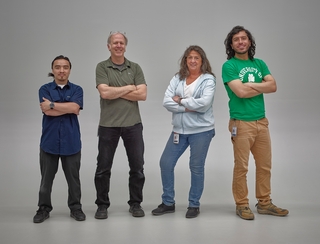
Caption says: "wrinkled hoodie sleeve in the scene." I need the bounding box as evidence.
[181,74,216,113]
[163,75,186,113]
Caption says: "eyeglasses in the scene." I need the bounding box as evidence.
[109,31,126,36]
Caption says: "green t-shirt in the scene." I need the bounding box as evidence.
[96,58,146,127]
[222,57,271,121]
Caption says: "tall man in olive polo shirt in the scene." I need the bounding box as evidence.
[94,31,147,219]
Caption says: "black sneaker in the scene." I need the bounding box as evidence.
[186,207,200,218]
[33,206,50,223]
[95,206,108,219]
[152,203,175,216]
[70,209,86,221]
[129,203,145,217]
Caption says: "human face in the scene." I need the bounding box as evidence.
[107,33,127,60]
[186,50,202,74]
[231,30,251,58]
[52,59,71,84]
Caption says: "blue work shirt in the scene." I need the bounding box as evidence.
[39,81,83,156]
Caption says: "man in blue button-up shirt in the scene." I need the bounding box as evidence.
[33,55,86,223]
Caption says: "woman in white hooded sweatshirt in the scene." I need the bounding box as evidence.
[152,45,216,218]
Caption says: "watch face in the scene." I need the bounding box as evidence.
[50,102,54,109]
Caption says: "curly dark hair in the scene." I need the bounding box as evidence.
[177,45,215,81]
[48,55,72,77]
[224,26,256,60]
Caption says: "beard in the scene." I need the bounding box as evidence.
[234,49,248,55]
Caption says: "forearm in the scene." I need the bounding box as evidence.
[245,81,277,94]
[121,84,147,101]
[43,110,67,116]
[239,86,261,98]
[245,74,277,94]
[98,84,135,100]
[53,102,80,115]
[42,102,80,116]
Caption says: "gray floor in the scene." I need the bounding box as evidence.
[1,203,319,244]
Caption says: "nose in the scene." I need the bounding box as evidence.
[59,67,66,73]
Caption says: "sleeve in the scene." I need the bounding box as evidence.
[133,63,146,86]
[96,62,109,87]
[70,85,84,109]
[222,61,239,84]
[259,59,271,78]
[38,84,50,103]
[180,76,216,113]
[163,75,185,113]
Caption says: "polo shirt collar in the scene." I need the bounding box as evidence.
[51,80,70,89]
[106,57,131,68]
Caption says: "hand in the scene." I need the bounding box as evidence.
[40,97,51,112]
[128,85,137,92]
[172,95,182,104]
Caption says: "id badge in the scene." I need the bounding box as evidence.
[232,126,237,137]
[173,133,179,144]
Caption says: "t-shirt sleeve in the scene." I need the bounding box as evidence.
[222,62,239,84]
[258,59,271,78]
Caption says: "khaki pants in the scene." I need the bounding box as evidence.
[229,118,271,206]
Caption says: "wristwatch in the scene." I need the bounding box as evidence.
[50,102,55,109]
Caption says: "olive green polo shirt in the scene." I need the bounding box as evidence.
[96,58,146,127]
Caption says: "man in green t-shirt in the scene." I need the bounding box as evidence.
[94,31,147,219]
[222,26,289,220]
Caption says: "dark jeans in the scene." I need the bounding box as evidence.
[37,149,82,212]
[94,123,145,208]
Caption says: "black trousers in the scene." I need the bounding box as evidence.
[94,123,145,208]
[37,149,82,212]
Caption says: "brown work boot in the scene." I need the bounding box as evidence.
[256,200,289,216]
[236,205,254,220]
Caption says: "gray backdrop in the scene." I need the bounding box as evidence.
[1,0,319,211]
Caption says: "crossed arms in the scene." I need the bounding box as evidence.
[40,97,80,116]
[227,74,277,98]
[97,84,147,101]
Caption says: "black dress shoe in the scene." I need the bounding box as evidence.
[33,206,50,223]
[186,207,200,218]
[70,209,86,221]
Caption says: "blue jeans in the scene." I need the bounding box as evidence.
[160,129,215,207]
[94,123,145,207]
